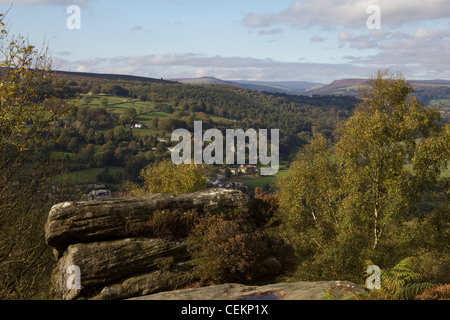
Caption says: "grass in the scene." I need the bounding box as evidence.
[146,111,172,118]
[239,168,289,188]
[210,115,236,124]
[71,95,156,112]
[131,127,160,137]
[238,161,290,188]
[50,151,75,160]
[69,94,174,135]
[441,160,450,178]
[54,166,125,185]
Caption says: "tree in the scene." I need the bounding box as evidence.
[86,128,96,143]
[172,110,184,119]
[277,134,342,251]
[83,94,93,105]
[151,117,159,130]
[100,97,108,107]
[91,85,101,94]
[128,140,139,154]
[335,70,448,251]
[276,70,450,281]
[124,160,208,195]
[107,84,129,97]
[119,107,137,125]
[114,125,128,140]
[93,151,109,167]
[77,143,96,165]
[0,13,70,299]
[114,146,130,164]
[67,136,79,153]
[105,129,115,142]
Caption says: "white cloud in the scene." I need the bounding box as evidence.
[244,0,450,29]
[336,26,450,66]
[310,35,324,43]
[413,28,450,40]
[258,28,282,36]
[0,0,89,3]
[338,30,392,49]
[338,31,354,42]
[75,65,87,72]
[57,53,382,83]
[55,48,450,83]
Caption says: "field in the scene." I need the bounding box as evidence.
[239,168,290,188]
[53,166,125,185]
[441,160,450,178]
[238,161,290,188]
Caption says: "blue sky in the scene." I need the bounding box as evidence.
[1,0,450,83]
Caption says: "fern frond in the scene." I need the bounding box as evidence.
[366,256,431,300]
[390,257,415,272]
[393,282,433,300]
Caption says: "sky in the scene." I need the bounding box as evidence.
[1,0,450,83]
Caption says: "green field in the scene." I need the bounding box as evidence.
[441,161,450,178]
[71,95,156,114]
[54,166,125,185]
[238,161,290,188]
[239,168,290,188]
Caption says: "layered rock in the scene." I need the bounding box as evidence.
[45,187,249,251]
[129,281,367,300]
[52,238,190,300]
[45,188,251,300]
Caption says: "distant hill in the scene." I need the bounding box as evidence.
[307,78,450,96]
[306,78,450,123]
[234,80,324,95]
[54,70,178,85]
[170,77,238,87]
[169,77,324,95]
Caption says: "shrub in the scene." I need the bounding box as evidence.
[187,214,269,284]
[416,284,450,300]
[123,209,200,241]
[252,187,279,227]
[124,160,208,195]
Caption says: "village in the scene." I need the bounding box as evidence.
[85,163,259,200]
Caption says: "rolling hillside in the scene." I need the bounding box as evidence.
[54,70,177,85]
[306,78,450,122]
[307,78,450,96]
[170,77,323,94]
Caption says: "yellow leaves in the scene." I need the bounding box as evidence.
[125,160,208,195]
